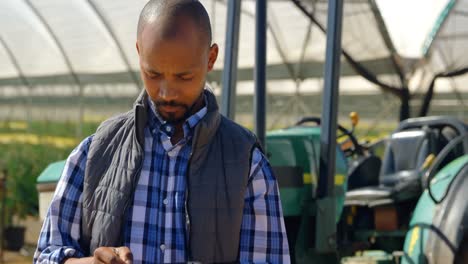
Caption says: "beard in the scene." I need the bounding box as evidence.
[154,100,190,124]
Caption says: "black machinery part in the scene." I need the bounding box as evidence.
[425,163,468,264]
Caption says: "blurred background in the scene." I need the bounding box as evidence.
[0,0,466,262]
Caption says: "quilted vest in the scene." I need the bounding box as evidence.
[80,90,259,263]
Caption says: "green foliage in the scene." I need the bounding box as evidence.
[0,120,100,137]
[0,120,101,226]
[0,143,74,225]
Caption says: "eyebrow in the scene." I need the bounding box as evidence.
[175,71,194,76]
[145,68,160,75]
[145,67,194,76]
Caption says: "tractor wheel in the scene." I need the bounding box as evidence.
[455,232,468,264]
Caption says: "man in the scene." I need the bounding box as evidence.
[34,0,290,263]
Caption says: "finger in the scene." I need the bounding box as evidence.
[94,247,125,264]
[93,247,112,263]
[117,247,133,264]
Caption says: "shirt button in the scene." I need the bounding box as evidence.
[160,244,166,251]
[163,198,168,205]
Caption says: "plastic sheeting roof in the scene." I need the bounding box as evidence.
[425,0,468,73]
[0,0,146,81]
[0,0,465,95]
[0,0,402,89]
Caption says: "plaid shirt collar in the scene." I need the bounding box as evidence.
[147,92,208,141]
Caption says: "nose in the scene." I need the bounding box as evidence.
[158,80,178,101]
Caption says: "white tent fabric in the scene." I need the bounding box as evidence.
[377,0,450,58]
[425,0,468,73]
[0,0,466,124]
[0,0,402,88]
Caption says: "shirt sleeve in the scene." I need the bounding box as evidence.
[239,148,291,263]
[33,136,93,264]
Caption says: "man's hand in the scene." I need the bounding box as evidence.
[93,247,133,264]
[64,247,133,264]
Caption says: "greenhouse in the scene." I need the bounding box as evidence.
[0,0,468,262]
[0,0,466,135]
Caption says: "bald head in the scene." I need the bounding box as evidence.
[137,0,212,46]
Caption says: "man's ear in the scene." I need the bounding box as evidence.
[136,41,140,55]
[207,43,218,72]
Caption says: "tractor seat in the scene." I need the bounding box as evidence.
[345,129,436,207]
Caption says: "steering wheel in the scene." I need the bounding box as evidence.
[295,116,363,157]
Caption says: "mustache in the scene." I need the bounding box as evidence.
[154,100,188,108]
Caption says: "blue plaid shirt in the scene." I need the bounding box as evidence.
[34,95,290,263]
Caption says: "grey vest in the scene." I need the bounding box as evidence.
[80,90,259,263]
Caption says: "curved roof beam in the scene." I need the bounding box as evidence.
[0,36,32,90]
[422,0,457,58]
[23,0,84,137]
[0,36,34,125]
[291,0,404,99]
[87,0,141,92]
[23,0,82,89]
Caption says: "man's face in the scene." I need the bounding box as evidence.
[137,19,218,124]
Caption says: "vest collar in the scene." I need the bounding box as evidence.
[132,88,221,151]
[134,89,149,148]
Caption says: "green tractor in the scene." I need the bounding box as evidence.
[220,1,468,263]
[267,115,468,263]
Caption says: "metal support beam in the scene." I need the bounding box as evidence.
[211,0,216,37]
[254,0,267,148]
[87,0,141,93]
[0,58,416,87]
[0,37,33,127]
[316,0,344,253]
[220,0,241,119]
[23,0,85,138]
